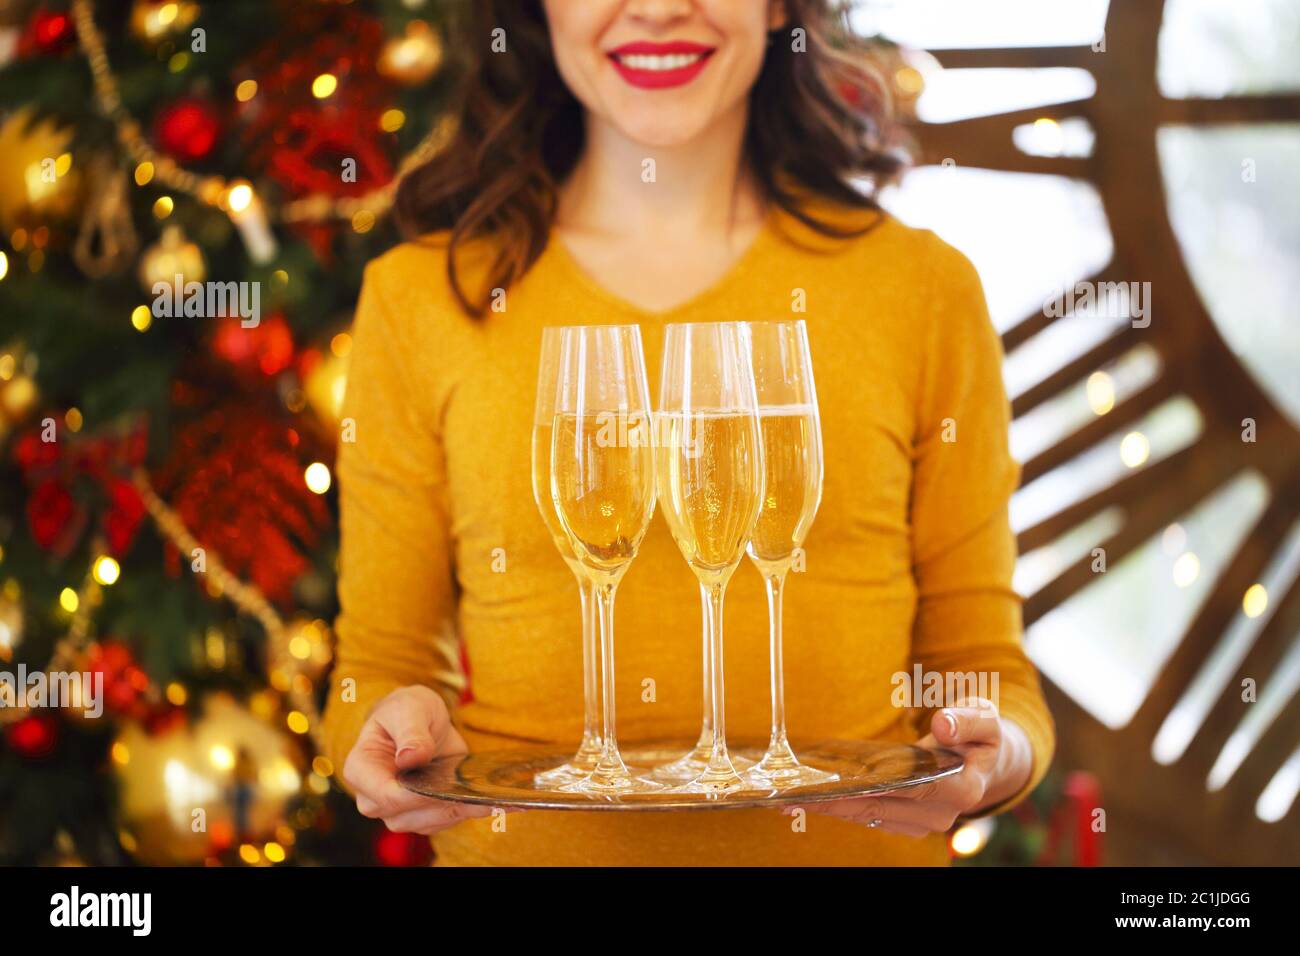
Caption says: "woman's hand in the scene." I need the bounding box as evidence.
[802,697,1033,837]
[343,685,493,835]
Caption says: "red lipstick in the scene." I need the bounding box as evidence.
[607,40,716,90]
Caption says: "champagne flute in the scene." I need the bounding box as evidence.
[744,320,838,787]
[548,324,662,794]
[530,327,601,787]
[655,322,765,795]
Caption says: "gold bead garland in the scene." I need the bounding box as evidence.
[131,469,324,746]
[0,541,107,725]
[1,473,324,752]
[70,0,457,226]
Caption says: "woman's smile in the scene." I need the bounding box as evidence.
[607,40,716,89]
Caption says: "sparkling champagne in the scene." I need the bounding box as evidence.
[531,422,579,569]
[656,411,764,578]
[747,405,822,568]
[550,412,655,575]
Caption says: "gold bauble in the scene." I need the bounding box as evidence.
[112,692,305,865]
[0,590,23,659]
[275,615,334,684]
[128,0,201,45]
[378,20,443,86]
[1,371,38,422]
[0,346,39,445]
[303,343,350,434]
[0,107,83,232]
[138,224,206,292]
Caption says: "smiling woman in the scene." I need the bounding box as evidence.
[324,0,1055,866]
[393,0,903,315]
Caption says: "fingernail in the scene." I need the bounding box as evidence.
[942,711,958,738]
[395,745,414,759]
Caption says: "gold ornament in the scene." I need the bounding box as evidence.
[112,692,305,865]
[128,0,200,44]
[138,223,205,292]
[378,19,443,86]
[0,107,83,232]
[0,589,23,662]
[302,337,350,434]
[272,615,334,685]
[73,154,140,278]
[0,345,39,445]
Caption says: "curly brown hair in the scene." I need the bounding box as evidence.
[394,0,905,316]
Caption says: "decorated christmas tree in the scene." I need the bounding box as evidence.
[0,0,453,866]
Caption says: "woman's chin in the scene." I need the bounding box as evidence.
[609,114,715,151]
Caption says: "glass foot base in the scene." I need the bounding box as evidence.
[648,747,755,784]
[531,740,603,788]
[672,768,749,797]
[532,760,598,788]
[558,764,666,796]
[743,761,840,790]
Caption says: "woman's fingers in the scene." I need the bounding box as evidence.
[381,801,495,835]
[807,793,963,834]
[931,698,1001,750]
[372,687,462,769]
[344,723,449,818]
[342,740,407,806]
[352,769,431,820]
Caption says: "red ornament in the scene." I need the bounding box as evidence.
[152,406,331,606]
[14,420,149,557]
[14,431,60,473]
[103,476,146,557]
[237,7,394,200]
[19,9,74,56]
[153,97,223,163]
[85,640,151,719]
[6,714,59,759]
[374,827,434,867]
[259,107,393,199]
[211,314,296,378]
[143,705,188,736]
[26,478,81,553]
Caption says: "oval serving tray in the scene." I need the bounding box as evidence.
[398,738,963,811]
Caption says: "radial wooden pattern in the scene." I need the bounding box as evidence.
[909,0,1300,863]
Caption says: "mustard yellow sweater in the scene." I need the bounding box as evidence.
[321,200,1055,866]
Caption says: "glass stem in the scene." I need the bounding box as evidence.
[693,596,713,750]
[765,570,794,759]
[593,581,627,780]
[702,581,733,774]
[578,577,600,750]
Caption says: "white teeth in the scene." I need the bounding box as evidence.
[615,52,704,71]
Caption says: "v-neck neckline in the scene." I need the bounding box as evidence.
[544,206,779,323]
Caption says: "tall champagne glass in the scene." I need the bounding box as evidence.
[548,324,662,794]
[530,327,601,787]
[744,320,837,787]
[655,322,765,794]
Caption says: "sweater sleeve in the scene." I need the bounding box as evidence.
[320,259,465,780]
[908,237,1055,813]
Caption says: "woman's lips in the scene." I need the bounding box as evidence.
[607,41,716,90]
